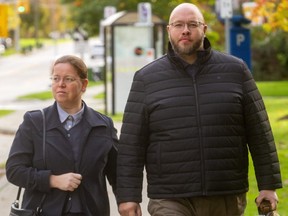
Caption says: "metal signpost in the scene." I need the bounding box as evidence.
[219,0,233,53]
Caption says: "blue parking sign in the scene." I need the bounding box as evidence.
[230,26,251,70]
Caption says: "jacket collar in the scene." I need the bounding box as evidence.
[43,101,107,131]
[167,37,212,67]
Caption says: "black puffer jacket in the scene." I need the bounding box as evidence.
[117,38,282,203]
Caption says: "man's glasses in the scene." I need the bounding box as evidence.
[168,21,205,31]
[50,76,79,84]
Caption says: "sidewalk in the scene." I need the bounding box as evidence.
[0,85,149,215]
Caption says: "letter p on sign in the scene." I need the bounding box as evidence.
[236,34,245,46]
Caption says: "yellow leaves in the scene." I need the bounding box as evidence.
[253,0,288,32]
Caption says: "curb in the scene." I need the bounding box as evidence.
[0,129,15,136]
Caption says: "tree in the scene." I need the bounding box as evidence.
[248,0,288,80]
[16,0,73,38]
[61,0,216,37]
[251,28,288,80]
[252,0,288,32]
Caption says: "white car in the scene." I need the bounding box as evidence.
[90,43,104,59]
[0,44,5,54]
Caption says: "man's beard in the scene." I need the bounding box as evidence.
[170,37,203,56]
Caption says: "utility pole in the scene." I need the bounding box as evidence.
[14,0,20,52]
[33,0,39,46]
[50,0,58,56]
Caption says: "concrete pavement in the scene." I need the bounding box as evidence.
[0,85,149,215]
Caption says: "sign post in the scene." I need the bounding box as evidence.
[219,0,233,53]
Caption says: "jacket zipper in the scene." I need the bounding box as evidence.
[192,74,207,196]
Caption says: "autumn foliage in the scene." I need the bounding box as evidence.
[252,0,288,32]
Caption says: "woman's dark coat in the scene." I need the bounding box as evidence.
[117,38,282,203]
[6,102,118,216]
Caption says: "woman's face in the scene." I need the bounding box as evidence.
[51,63,88,108]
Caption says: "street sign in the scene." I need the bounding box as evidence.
[220,0,233,19]
[138,2,152,23]
[104,6,116,19]
[0,4,8,37]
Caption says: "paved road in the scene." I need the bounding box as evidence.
[0,38,103,106]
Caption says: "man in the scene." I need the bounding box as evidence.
[117,3,282,216]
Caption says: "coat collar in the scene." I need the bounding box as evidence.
[43,101,108,131]
[167,37,212,67]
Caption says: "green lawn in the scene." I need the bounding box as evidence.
[0,110,14,117]
[18,91,53,100]
[2,38,72,56]
[257,81,288,96]
[245,81,288,215]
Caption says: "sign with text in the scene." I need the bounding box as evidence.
[104,6,116,19]
[220,0,233,19]
[138,2,152,23]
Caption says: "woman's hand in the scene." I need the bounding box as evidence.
[50,173,82,191]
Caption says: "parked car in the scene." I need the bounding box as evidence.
[90,43,104,59]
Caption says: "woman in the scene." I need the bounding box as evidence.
[6,55,118,216]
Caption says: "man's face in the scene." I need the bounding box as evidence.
[167,6,207,57]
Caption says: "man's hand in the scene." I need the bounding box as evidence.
[118,202,142,216]
[255,190,279,210]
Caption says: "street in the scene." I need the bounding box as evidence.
[0,43,63,103]
[0,40,85,107]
